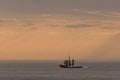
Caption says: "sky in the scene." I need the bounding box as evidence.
[0,0,120,62]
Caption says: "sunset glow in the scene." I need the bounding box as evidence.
[0,0,120,62]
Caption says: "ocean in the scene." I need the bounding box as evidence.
[0,61,119,80]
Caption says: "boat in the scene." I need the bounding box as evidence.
[59,54,84,68]
[59,64,83,68]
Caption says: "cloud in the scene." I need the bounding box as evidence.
[102,26,120,30]
[0,18,38,31]
[84,10,120,18]
[85,10,104,16]
[0,13,120,32]
[65,24,96,29]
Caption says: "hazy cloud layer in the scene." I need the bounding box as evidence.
[65,24,97,29]
[0,12,120,30]
[0,0,120,17]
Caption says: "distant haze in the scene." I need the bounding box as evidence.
[0,0,120,62]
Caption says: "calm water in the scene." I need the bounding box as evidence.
[0,61,119,80]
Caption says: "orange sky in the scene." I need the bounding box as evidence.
[0,14,120,62]
[0,0,120,61]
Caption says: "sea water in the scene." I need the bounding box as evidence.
[0,61,119,80]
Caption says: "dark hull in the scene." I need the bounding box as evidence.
[59,64,83,68]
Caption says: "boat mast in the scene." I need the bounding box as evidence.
[68,52,71,61]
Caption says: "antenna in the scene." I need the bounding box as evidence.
[68,51,71,61]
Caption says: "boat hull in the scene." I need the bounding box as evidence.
[59,64,83,68]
